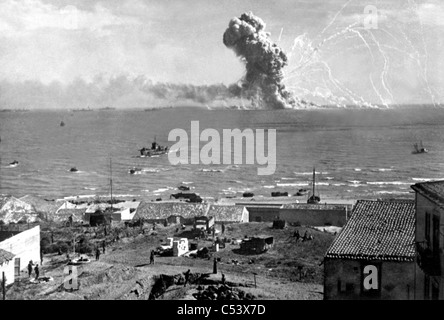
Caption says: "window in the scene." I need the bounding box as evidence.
[432,280,440,300]
[432,215,440,256]
[14,258,20,280]
[424,274,430,300]
[425,212,431,245]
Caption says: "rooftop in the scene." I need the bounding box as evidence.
[325,199,415,262]
[0,248,15,265]
[411,180,444,207]
[281,203,352,210]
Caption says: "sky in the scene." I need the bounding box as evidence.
[0,0,443,108]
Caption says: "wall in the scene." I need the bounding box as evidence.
[279,206,348,227]
[246,207,280,222]
[0,226,40,279]
[0,259,15,286]
[324,258,415,300]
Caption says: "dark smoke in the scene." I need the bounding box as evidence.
[223,12,296,109]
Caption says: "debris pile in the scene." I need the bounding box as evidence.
[193,285,255,300]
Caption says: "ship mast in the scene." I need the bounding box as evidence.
[312,167,316,197]
[110,157,113,211]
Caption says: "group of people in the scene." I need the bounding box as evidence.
[292,230,314,242]
[27,260,39,280]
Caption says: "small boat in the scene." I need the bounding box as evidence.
[307,167,321,204]
[139,137,169,157]
[413,141,428,154]
[60,121,65,127]
[295,188,308,196]
[129,167,142,174]
[70,167,78,172]
[178,185,190,191]
[9,160,19,167]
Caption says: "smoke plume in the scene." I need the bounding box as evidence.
[223,12,296,109]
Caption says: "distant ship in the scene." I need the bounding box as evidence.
[139,137,169,157]
[72,107,93,112]
[98,107,115,111]
[307,167,321,204]
[413,141,428,154]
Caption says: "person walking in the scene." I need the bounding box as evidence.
[150,250,155,264]
[102,241,106,254]
[183,269,191,287]
[27,261,33,278]
[34,264,39,280]
[95,247,101,261]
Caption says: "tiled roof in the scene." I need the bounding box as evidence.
[281,203,352,210]
[325,199,415,262]
[0,248,15,265]
[208,205,245,222]
[411,180,444,208]
[134,202,208,220]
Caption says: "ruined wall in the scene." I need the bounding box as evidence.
[324,258,415,300]
[0,226,40,276]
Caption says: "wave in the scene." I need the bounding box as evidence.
[375,190,412,195]
[325,177,334,180]
[333,183,346,186]
[152,187,174,193]
[354,168,362,171]
[317,182,329,186]
[366,181,411,185]
[277,182,309,187]
[200,168,225,173]
[181,181,194,185]
[411,178,444,182]
[281,177,298,180]
[294,171,329,175]
[263,185,275,189]
[83,187,97,191]
[347,180,361,184]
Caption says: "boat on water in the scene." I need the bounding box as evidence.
[307,167,321,204]
[9,160,19,167]
[60,121,65,127]
[139,138,169,157]
[413,141,428,154]
[72,107,93,112]
[98,107,115,111]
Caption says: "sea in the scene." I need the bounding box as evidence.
[1,106,444,202]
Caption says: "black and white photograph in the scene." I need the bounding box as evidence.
[0,0,443,304]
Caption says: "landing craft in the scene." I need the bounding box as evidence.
[139,137,169,157]
[412,140,428,154]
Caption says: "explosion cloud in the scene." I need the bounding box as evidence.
[223,12,296,109]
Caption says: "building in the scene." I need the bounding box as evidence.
[324,199,416,300]
[411,181,444,300]
[279,203,351,227]
[0,248,15,286]
[207,205,249,223]
[0,225,40,285]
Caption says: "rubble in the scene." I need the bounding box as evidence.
[193,285,255,300]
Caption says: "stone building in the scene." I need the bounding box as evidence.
[324,199,416,300]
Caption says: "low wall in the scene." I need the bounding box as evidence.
[279,204,351,227]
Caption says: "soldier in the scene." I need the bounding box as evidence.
[27,261,33,278]
[183,269,191,287]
